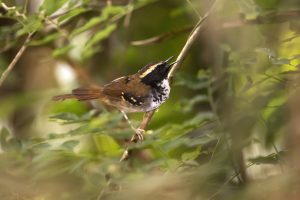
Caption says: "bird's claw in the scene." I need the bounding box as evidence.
[133,128,144,142]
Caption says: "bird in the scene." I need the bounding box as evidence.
[53,56,176,140]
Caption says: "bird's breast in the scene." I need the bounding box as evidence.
[148,79,170,111]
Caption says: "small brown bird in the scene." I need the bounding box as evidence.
[53,57,175,139]
[53,57,175,112]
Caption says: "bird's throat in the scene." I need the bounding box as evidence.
[149,79,170,110]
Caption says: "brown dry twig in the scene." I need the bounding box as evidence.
[0,32,33,87]
[123,0,134,27]
[0,2,27,19]
[131,9,300,47]
[131,26,193,46]
[120,0,219,161]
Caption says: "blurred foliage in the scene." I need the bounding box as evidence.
[0,0,300,199]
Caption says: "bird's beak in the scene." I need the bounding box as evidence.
[164,56,177,71]
[164,62,177,80]
[167,60,178,71]
[164,56,174,63]
[168,60,178,67]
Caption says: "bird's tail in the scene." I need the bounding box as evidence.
[52,88,102,101]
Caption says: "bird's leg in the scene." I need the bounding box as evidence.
[120,110,135,130]
[120,110,144,141]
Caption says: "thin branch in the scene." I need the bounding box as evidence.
[23,0,29,14]
[1,2,27,19]
[123,0,134,27]
[131,26,193,46]
[0,32,33,87]
[120,0,219,161]
[130,9,300,47]
[45,16,70,40]
[186,0,201,19]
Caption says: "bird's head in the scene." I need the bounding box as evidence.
[138,56,175,86]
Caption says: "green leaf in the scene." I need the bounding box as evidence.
[158,112,213,141]
[50,99,88,115]
[50,112,79,122]
[249,151,285,165]
[85,24,117,50]
[93,134,121,156]
[0,128,22,152]
[187,112,214,126]
[181,147,201,161]
[71,17,103,37]
[61,140,80,151]
[40,0,68,15]
[52,45,73,57]
[0,128,10,150]
[58,7,87,23]
[264,104,287,146]
[81,46,102,61]
[175,72,209,90]
[163,159,181,171]
[256,48,276,59]
[31,141,51,150]
[70,5,125,37]
[49,110,96,124]
[30,32,60,46]
[178,95,209,113]
[254,0,280,9]
[82,24,117,59]
[16,14,42,36]
[272,58,291,65]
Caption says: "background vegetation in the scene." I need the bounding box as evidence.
[1,0,300,199]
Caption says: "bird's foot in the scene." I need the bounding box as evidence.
[132,128,145,142]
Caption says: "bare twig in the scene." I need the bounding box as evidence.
[131,9,300,47]
[1,2,27,19]
[123,0,134,27]
[186,0,201,19]
[120,0,219,161]
[0,32,33,87]
[131,26,193,46]
[23,0,29,14]
[45,17,70,40]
